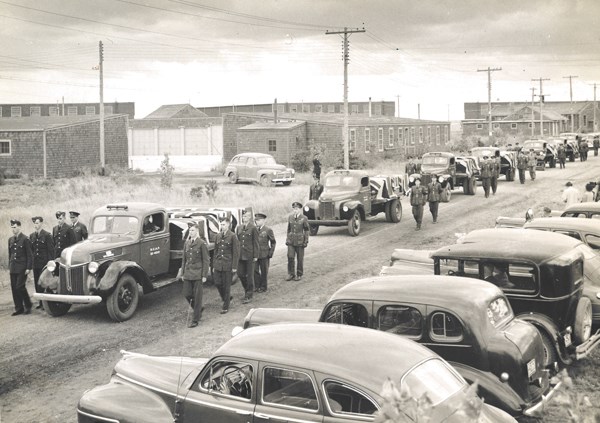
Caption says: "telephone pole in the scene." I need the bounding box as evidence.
[477,67,502,139]
[532,77,550,137]
[99,40,105,173]
[530,87,536,137]
[326,27,365,169]
[563,75,578,132]
[396,94,401,118]
[595,83,597,131]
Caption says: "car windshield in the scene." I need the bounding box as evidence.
[401,358,465,406]
[256,156,277,165]
[487,297,513,328]
[472,149,494,158]
[422,156,448,165]
[92,215,139,235]
[324,175,361,188]
[524,142,543,149]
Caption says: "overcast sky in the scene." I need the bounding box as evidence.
[0,0,599,120]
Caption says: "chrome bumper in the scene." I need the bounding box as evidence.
[271,177,294,183]
[33,293,102,304]
[307,219,348,227]
[575,329,600,360]
[523,381,562,416]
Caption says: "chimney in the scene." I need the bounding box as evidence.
[274,98,278,123]
[369,97,372,117]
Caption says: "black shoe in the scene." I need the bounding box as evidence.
[23,307,31,315]
[294,275,302,281]
[11,310,24,316]
[220,309,228,314]
[285,274,295,281]
[188,321,198,328]
[242,297,252,304]
[35,304,43,310]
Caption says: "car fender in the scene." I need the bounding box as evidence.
[242,307,321,329]
[98,261,151,294]
[450,362,523,417]
[78,378,175,423]
[39,266,58,290]
[342,200,364,219]
[303,200,319,219]
[515,313,570,364]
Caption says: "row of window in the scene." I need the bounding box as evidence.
[352,126,449,153]
[475,122,561,130]
[3,105,114,118]
[278,103,387,115]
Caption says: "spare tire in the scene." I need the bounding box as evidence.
[573,297,592,344]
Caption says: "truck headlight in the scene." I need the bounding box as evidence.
[343,205,349,212]
[304,206,309,212]
[47,260,56,272]
[88,261,99,274]
[438,176,444,183]
[500,372,509,382]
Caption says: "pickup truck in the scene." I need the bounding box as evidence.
[470,147,516,181]
[409,152,480,198]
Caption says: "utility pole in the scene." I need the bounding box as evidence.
[594,83,597,131]
[396,94,401,118]
[99,40,105,174]
[326,27,365,169]
[477,67,502,139]
[563,75,578,132]
[530,87,536,137]
[532,77,550,137]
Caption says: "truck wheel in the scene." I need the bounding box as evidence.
[42,299,72,317]
[347,210,361,236]
[574,297,592,344]
[538,329,557,367]
[106,274,140,322]
[463,177,477,195]
[228,173,238,184]
[386,199,402,223]
[260,175,271,187]
[309,224,319,236]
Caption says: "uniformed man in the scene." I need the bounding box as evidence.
[516,152,529,184]
[309,176,324,200]
[405,156,417,175]
[480,156,493,198]
[53,211,76,259]
[8,219,33,316]
[286,201,310,281]
[254,213,276,293]
[491,153,501,195]
[69,211,88,242]
[178,223,209,328]
[312,153,322,180]
[409,177,428,230]
[236,210,259,304]
[427,175,443,224]
[213,217,240,314]
[527,149,537,181]
[29,216,54,309]
[557,142,566,169]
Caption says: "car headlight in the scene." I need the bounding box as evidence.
[304,206,309,212]
[343,205,349,212]
[500,372,509,382]
[596,293,600,300]
[47,260,56,272]
[409,176,415,183]
[88,261,99,274]
[438,176,444,183]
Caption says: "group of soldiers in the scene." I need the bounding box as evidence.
[7,211,87,316]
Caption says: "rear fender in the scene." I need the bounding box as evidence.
[98,261,151,294]
[243,307,321,329]
[515,313,570,364]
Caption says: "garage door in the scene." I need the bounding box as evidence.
[185,128,209,155]
[158,129,182,155]
[131,129,154,155]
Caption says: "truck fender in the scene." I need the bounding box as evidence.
[98,261,152,295]
[342,200,364,220]
[39,266,58,291]
[450,362,523,417]
[515,313,571,364]
[78,378,175,423]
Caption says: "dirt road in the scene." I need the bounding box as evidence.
[1,159,599,422]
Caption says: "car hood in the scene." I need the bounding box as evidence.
[420,165,449,175]
[319,190,359,201]
[60,234,136,265]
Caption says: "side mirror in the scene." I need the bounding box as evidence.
[525,208,534,222]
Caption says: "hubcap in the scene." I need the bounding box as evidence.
[119,285,133,310]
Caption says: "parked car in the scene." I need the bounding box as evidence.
[557,134,580,162]
[77,323,516,423]
[225,152,295,186]
[410,152,479,196]
[470,147,517,181]
[561,202,600,219]
[239,275,557,418]
[521,139,557,169]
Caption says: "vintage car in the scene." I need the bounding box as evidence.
[239,276,557,417]
[303,170,402,236]
[224,152,295,186]
[561,202,600,219]
[556,133,580,162]
[410,152,479,196]
[469,147,516,181]
[521,139,557,169]
[77,323,516,423]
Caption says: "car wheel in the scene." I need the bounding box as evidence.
[106,274,140,322]
[228,173,238,184]
[574,297,593,344]
[347,209,361,236]
[538,329,558,367]
[42,297,72,317]
[387,199,402,223]
[260,175,271,187]
[309,224,319,236]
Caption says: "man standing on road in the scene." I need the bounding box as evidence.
[427,175,443,223]
[593,135,599,157]
[480,156,492,198]
[8,219,33,316]
[562,181,582,207]
[69,211,88,242]
[409,176,428,230]
[527,149,537,181]
[29,216,54,310]
[179,223,209,328]
[309,176,324,200]
[517,152,529,184]
[236,210,259,304]
[286,202,310,281]
[557,143,566,169]
[213,217,240,314]
[312,153,322,180]
[254,213,276,293]
[405,156,417,175]
[491,153,501,195]
[53,211,76,259]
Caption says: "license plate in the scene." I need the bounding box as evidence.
[527,358,536,378]
[564,333,572,347]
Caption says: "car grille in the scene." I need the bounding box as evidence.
[421,174,433,185]
[276,172,291,179]
[320,201,335,219]
[59,264,86,295]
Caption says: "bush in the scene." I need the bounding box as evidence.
[159,153,174,189]
[205,179,218,199]
[189,186,204,200]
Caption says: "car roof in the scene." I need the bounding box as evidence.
[234,152,273,158]
[564,202,600,213]
[525,217,600,232]
[330,275,503,314]
[218,323,438,394]
[92,202,165,217]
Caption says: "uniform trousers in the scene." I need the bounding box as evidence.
[254,258,270,291]
[428,202,439,222]
[412,204,424,227]
[481,178,491,198]
[237,260,255,299]
[528,167,536,181]
[518,169,526,184]
[10,272,32,312]
[33,267,44,305]
[491,176,498,194]
[182,279,203,322]
[214,270,232,310]
[287,246,305,277]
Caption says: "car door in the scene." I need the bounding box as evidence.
[236,156,248,180]
[245,157,258,181]
[183,357,257,423]
[139,212,170,277]
[423,306,477,366]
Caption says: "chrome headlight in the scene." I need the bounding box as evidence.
[88,261,99,274]
[47,260,56,272]
[304,206,309,212]
[409,176,415,183]
[596,292,600,300]
[438,176,444,183]
[500,372,509,382]
[342,205,349,212]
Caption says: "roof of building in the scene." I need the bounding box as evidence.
[0,114,126,132]
[238,121,306,130]
[144,104,208,119]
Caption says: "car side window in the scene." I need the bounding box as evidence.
[430,311,463,341]
[323,381,378,416]
[262,367,318,411]
[199,360,253,400]
[483,262,536,293]
[238,156,248,164]
[322,303,369,327]
[361,177,369,187]
[439,258,459,275]
[230,157,239,163]
[585,234,600,250]
[247,158,256,166]
[377,305,422,338]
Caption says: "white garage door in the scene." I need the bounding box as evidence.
[185,128,209,155]
[131,129,154,155]
[158,129,182,155]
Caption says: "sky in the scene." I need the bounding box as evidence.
[0,0,599,120]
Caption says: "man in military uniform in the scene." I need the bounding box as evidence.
[480,156,493,198]
[409,177,428,230]
[53,211,76,259]
[69,211,88,242]
[593,135,599,157]
[309,176,324,200]
[427,175,443,223]
[213,217,240,314]
[178,223,209,328]
[286,201,310,281]
[516,152,529,184]
[236,210,259,304]
[527,149,537,181]
[312,153,322,180]
[405,156,417,175]
[557,142,566,169]
[30,216,54,309]
[254,213,276,293]
[8,219,33,316]
[491,152,501,195]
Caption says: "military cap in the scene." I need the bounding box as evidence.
[543,206,552,213]
[10,219,21,226]
[218,216,230,222]
[56,211,66,218]
[31,216,43,223]
[186,220,197,227]
[565,181,573,187]
[69,211,80,217]
[292,201,303,209]
[255,213,267,220]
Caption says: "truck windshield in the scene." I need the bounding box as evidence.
[524,142,543,149]
[472,149,494,158]
[324,175,360,188]
[92,216,139,235]
[422,156,448,165]
[401,358,465,406]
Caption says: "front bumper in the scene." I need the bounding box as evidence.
[271,176,294,183]
[33,293,103,304]
[523,381,562,416]
[307,219,348,227]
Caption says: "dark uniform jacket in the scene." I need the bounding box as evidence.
[181,236,210,280]
[213,229,240,272]
[257,225,276,259]
[286,214,310,247]
[309,183,324,200]
[405,162,417,175]
[410,186,428,206]
[9,232,33,273]
[427,181,443,203]
[53,224,76,259]
[517,154,529,170]
[236,222,260,261]
[72,221,88,242]
[492,157,501,177]
[30,229,55,269]
[480,160,493,178]
[557,145,566,159]
[527,152,537,168]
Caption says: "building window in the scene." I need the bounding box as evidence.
[443,126,448,143]
[405,128,409,145]
[511,123,517,129]
[268,139,276,152]
[67,106,78,116]
[528,123,533,128]
[418,127,424,144]
[29,106,41,117]
[327,104,335,113]
[364,128,370,153]
[85,106,96,115]
[410,127,415,144]
[378,128,384,152]
[302,104,310,113]
[493,123,499,129]
[427,127,431,144]
[0,139,11,155]
[10,107,21,117]
[398,127,403,145]
[350,129,357,151]
[351,104,359,113]
[315,105,323,113]
[363,104,369,113]
[476,124,483,130]
[436,126,441,145]
[277,105,285,114]
[290,105,297,113]
[104,105,113,114]
[49,106,59,116]
[388,128,394,147]
[583,115,587,126]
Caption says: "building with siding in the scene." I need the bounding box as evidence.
[0,102,135,119]
[0,115,129,178]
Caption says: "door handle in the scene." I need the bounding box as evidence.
[235,410,252,416]
[254,413,270,420]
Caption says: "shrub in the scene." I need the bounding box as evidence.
[205,179,218,199]
[159,153,174,189]
[189,186,204,200]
